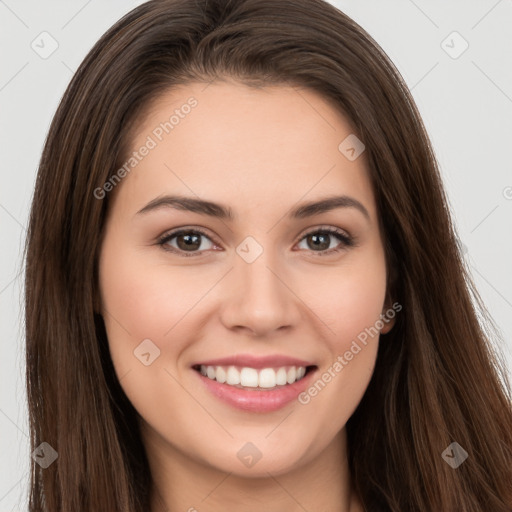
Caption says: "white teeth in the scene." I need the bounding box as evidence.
[240,367,259,387]
[216,366,227,383]
[258,368,276,388]
[276,367,287,385]
[198,364,309,389]
[226,366,240,385]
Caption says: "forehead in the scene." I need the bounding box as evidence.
[113,79,377,221]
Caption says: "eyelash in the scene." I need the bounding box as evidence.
[156,226,355,258]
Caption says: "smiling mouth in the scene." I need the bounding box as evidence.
[192,364,317,390]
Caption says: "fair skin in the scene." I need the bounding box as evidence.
[98,79,395,512]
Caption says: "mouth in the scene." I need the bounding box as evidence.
[191,361,319,412]
[192,364,317,390]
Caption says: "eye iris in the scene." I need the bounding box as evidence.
[308,232,330,251]
[177,233,201,251]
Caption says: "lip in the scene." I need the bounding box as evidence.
[193,365,318,413]
[192,353,315,369]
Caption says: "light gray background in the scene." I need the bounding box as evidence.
[1,1,511,510]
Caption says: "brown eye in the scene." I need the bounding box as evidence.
[175,232,202,251]
[158,229,215,256]
[305,232,331,251]
[296,228,354,255]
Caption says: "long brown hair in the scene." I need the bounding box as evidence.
[24,0,512,510]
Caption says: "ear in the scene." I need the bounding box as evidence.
[380,291,397,335]
[380,310,395,334]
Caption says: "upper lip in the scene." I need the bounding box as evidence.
[193,354,316,369]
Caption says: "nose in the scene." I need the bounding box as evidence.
[219,246,302,337]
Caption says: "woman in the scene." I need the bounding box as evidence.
[24,0,512,510]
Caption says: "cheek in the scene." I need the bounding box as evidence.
[99,235,209,342]
[293,250,387,429]
[297,248,388,343]
[329,259,387,377]
[98,236,173,373]
[97,239,204,431]
[98,235,227,383]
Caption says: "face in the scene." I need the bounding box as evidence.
[98,79,394,478]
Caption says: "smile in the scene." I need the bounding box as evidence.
[196,364,309,389]
[192,359,318,412]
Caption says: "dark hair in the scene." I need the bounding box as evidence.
[24,0,512,510]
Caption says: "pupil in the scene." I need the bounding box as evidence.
[310,233,329,251]
[178,233,200,251]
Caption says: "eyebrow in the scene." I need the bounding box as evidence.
[135,194,370,222]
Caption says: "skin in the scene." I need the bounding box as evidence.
[98,79,395,512]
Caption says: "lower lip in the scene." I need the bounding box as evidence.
[194,368,317,412]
